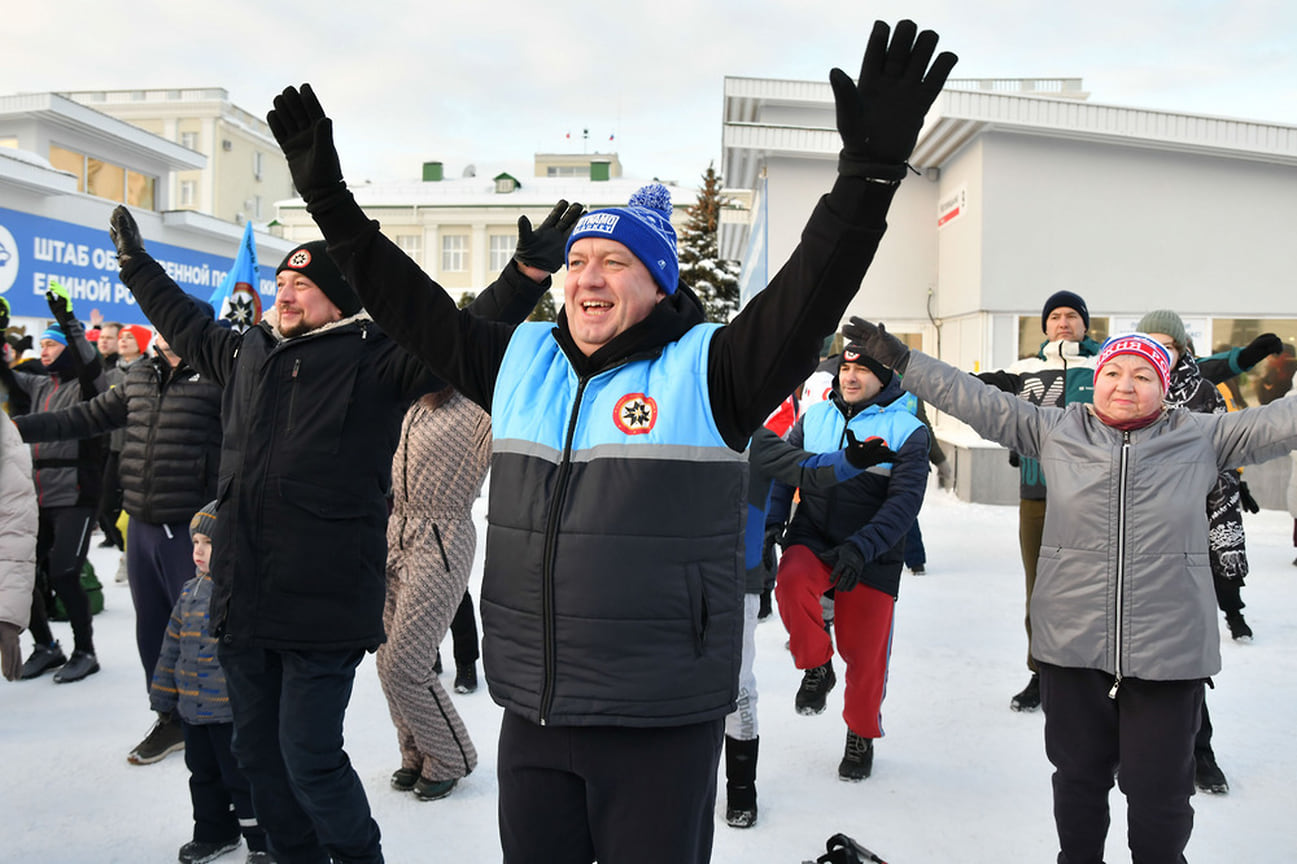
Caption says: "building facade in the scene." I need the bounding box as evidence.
[723,77,1297,505]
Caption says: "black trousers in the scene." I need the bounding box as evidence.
[497,711,723,864]
[449,591,479,668]
[29,506,95,653]
[184,720,267,852]
[1039,663,1202,864]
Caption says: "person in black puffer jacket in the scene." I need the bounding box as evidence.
[16,318,223,764]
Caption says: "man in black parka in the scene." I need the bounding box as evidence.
[106,207,574,864]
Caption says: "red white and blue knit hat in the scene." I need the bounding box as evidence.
[565,183,679,295]
[1096,333,1172,392]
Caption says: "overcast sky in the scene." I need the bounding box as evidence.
[9,0,1296,188]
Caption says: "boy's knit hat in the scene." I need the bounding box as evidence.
[1136,309,1188,349]
[40,323,67,346]
[565,183,679,296]
[277,241,362,317]
[1096,333,1172,393]
[189,499,218,540]
[1040,290,1090,333]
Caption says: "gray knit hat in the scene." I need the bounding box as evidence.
[1137,309,1188,349]
[189,500,218,540]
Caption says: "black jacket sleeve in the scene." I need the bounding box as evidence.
[119,254,240,388]
[302,190,548,412]
[975,369,1020,393]
[14,384,128,443]
[706,177,899,450]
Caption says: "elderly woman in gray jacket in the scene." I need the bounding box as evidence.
[845,318,1297,864]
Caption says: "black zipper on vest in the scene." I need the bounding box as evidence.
[538,374,591,724]
[1109,430,1131,699]
[285,359,301,433]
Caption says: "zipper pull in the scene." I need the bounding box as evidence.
[292,358,301,379]
[1108,675,1121,699]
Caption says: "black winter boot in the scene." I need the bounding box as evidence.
[838,729,874,782]
[724,735,759,828]
[1010,673,1041,712]
[795,660,836,715]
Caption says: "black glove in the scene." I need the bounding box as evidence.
[46,279,74,325]
[817,832,887,864]
[1007,450,1021,468]
[830,20,958,180]
[1238,480,1260,514]
[515,200,586,273]
[762,525,782,571]
[1237,333,1284,370]
[109,205,146,269]
[841,316,911,372]
[267,84,344,201]
[820,542,866,592]
[0,297,9,331]
[844,429,897,469]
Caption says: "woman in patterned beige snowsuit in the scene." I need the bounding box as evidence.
[377,388,489,799]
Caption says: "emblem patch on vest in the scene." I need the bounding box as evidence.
[613,393,658,435]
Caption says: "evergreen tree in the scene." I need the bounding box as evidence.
[528,290,559,322]
[457,291,476,309]
[677,163,740,323]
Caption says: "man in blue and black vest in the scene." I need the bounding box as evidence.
[767,343,928,782]
[266,19,956,863]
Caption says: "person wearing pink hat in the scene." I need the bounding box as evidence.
[843,319,1297,863]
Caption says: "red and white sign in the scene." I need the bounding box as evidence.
[937,186,967,229]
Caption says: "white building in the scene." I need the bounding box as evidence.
[0,92,293,334]
[723,77,1297,505]
[60,87,294,226]
[273,153,692,304]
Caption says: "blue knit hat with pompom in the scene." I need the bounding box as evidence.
[565,183,679,295]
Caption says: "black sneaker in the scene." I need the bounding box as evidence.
[128,712,185,765]
[757,588,773,621]
[908,565,925,575]
[19,642,66,679]
[795,660,836,715]
[1225,611,1253,641]
[391,767,419,791]
[178,837,241,864]
[1010,673,1041,712]
[52,649,98,683]
[413,776,457,801]
[838,730,874,782]
[1195,749,1229,794]
[453,664,478,694]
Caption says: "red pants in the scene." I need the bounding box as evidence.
[776,544,895,738]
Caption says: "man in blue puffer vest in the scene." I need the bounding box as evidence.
[267,19,956,863]
[767,343,928,782]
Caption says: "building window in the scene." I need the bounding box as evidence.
[126,170,155,209]
[252,195,263,219]
[1208,318,1297,407]
[396,234,422,265]
[180,131,198,150]
[253,151,263,181]
[546,165,586,177]
[0,137,18,149]
[49,144,85,191]
[441,235,467,272]
[1016,315,1110,361]
[180,180,197,208]
[489,234,517,272]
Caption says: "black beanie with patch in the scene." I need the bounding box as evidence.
[841,341,894,387]
[277,241,362,317]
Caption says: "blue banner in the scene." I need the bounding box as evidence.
[0,206,276,324]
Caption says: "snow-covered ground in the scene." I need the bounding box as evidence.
[3,483,1295,864]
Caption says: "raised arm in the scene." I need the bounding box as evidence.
[706,20,958,449]
[264,84,581,411]
[14,385,127,443]
[46,282,105,400]
[110,207,239,388]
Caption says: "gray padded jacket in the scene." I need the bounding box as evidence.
[902,350,1297,684]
